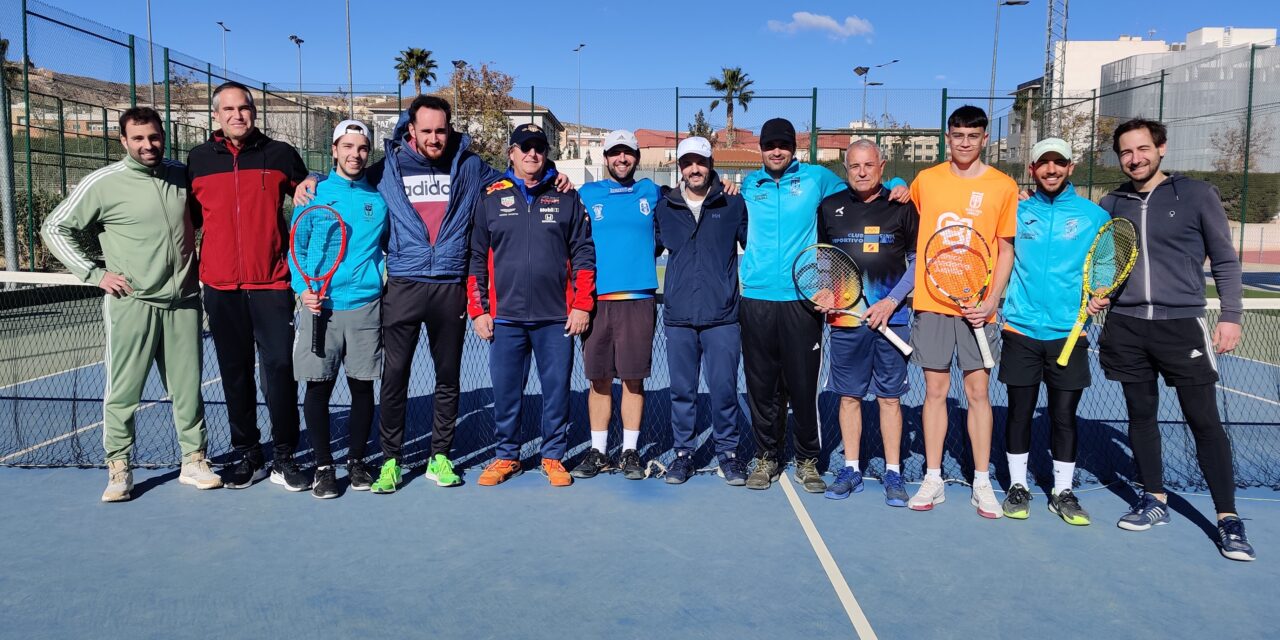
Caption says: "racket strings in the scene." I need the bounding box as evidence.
[1086,224,1138,296]
[925,244,988,300]
[293,212,345,279]
[794,249,863,309]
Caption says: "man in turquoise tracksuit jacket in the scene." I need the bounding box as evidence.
[997,138,1108,525]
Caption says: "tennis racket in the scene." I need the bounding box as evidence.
[923,224,995,369]
[791,243,913,356]
[289,204,348,357]
[1056,218,1139,366]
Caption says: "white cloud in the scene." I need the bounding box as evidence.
[935,74,947,81]
[766,12,874,40]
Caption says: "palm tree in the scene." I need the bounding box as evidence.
[706,67,754,147]
[394,48,438,95]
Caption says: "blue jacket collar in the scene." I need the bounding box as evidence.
[755,158,801,184]
[1032,182,1078,205]
[327,168,371,189]
[503,166,559,202]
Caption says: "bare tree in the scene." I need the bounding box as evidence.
[1210,115,1274,173]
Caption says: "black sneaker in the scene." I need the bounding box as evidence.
[347,460,374,491]
[571,449,611,479]
[312,466,339,499]
[665,451,694,484]
[619,449,645,480]
[270,457,311,492]
[720,453,748,487]
[222,454,267,489]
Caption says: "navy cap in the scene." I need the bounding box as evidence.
[510,123,549,147]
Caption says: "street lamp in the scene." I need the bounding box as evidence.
[451,59,466,123]
[854,59,898,129]
[215,21,230,75]
[573,43,585,159]
[289,35,304,149]
[988,0,1029,120]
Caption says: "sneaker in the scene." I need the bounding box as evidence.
[542,458,573,487]
[971,481,1002,519]
[101,459,133,502]
[746,455,781,490]
[570,449,611,479]
[1217,516,1256,562]
[312,466,339,499]
[179,452,223,490]
[370,459,403,494]
[882,470,909,507]
[824,466,864,500]
[909,475,946,511]
[1048,489,1091,526]
[478,459,522,486]
[346,460,374,491]
[666,451,694,484]
[222,454,268,489]
[1117,493,1171,531]
[270,457,311,492]
[425,454,462,487]
[719,453,747,487]
[619,449,645,480]
[795,458,826,494]
[1002,484,1032,519]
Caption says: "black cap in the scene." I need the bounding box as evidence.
[510,123,549,147]
[759,118,797,148]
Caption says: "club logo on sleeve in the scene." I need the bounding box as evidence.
[486,179,513,195]
[592,203,604,221]
[639,198,651,216]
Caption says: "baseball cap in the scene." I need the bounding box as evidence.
[510,123,549,147]
[1031,137,1073,162]
[332,119,371,143]
[676,136,713,159]
[759,118,797,148]
[603,129,639,152]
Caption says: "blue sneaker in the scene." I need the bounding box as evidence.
[1117,493,1171,531]
[665,451,694,484]
[824,466,864,500]
[882,470,909,507]
[1217,516,1256,562]
[719,453,747,486]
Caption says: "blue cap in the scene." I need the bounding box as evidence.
[510,123,549,147]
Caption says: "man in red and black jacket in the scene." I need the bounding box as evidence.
[187,81,310,491]
[467,123,595,488]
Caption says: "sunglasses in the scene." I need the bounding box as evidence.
[517,141,548,154]
[1035,158,1072,167]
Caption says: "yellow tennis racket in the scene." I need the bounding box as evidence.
[1056,218,1139,366]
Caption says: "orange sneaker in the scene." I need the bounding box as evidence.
[477,459,522,486]
[542,458,573,487]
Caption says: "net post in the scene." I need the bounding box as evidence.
[674,86,679,150]
[261,82,269,134]
[101,106,108,165]
[206,62,212,134]
[938,88,948,162]
[1157,70,1166,121]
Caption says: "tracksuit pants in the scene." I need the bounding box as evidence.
[102,295,206,464]
[203,287,299,462]
[489,321,572,461]
[740,298,824,461]
[665,323,741,456]
[378,279,467,461]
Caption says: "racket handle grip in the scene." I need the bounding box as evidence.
[974,325,995,369]
[1056,323,1086,367]
[311,311,323,357]
[877,324,913,356]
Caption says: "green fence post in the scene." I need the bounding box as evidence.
[1157,70,1166,121]
[55,97,65,195]
[102,106,109,165]
[674,87,679,147]
[163,48,171,159]
[22,0,33,269]
[809,87,818,162]
[529,85,535,125]
[1087,89,1097,200]
[938,89,947,162]
[1239,45,1258,259]
[128,35,136,108]
[206,62,212,134]
[303,97,310,171]
[262,83,269,134]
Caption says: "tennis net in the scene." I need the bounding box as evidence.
[2,270,1278,490]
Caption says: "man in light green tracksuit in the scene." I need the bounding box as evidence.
[42,106,221,502]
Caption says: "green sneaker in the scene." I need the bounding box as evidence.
[370,459,403,494]
[1048,489,1091,526]
[425,454,461,487]
[1002,484,1032,519]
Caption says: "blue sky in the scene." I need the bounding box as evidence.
[7,0,1278,130]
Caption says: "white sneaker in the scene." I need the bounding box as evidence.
[971,481,1002,519]
[909,475,946,511]
[179,452,223,490]
[101,459,133,502]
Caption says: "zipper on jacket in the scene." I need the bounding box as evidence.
[1139,191,1153,320]
[233,154,245,284]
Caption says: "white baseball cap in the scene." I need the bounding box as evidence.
[603,129,639,152]
[676,136,713,159]
[1031,137,1073,162]
[332,119,372,143]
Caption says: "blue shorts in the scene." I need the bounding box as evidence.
[825,324,911,399]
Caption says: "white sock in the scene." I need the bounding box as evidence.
[622,429,639,452]
[1007,452,1029,489]
[926,468,942,481]
[885,463,901,474]
[973,470,990,486]
[590,430,608,453]
[1052,460,1075,495]
[844,460,860,471]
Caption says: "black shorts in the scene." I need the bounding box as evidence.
[581,298,657,380]
[1098,312,1220,386]
[997,330,1091,390]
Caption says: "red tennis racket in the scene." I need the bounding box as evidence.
[289,204,348,356]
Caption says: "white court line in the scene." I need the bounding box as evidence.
[778,471,878,640]
[0,375,224,463]
[0,360,102,392]
[1085,345,1280,409]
